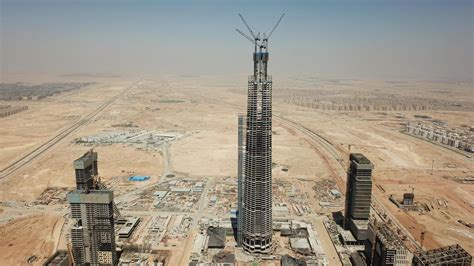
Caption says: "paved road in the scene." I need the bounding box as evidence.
[0,80,141,180]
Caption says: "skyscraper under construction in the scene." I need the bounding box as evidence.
[236,13,284,253]
[344,153,373,242]
[68,150,118,265]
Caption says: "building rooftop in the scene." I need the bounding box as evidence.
[274,205,290,214]
[281,254,306,266]
[118,217,141,238]
[339,229,357,242]
[207,226,226,248]
[290,237,311,250]
[350,153,371,164]
[154,191,168,198]
[73,150,97,169]
[352,219,369,230]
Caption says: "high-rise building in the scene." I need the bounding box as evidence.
[237,114,245,246]
[74,150,98,190]
[236,13,283,254]
[68,151,118,265]
[241,43,273,253]
[344,153,373,241]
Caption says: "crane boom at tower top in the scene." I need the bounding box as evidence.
[235,13,285,51]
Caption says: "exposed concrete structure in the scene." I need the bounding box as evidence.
[67,151,118,265]
[237,114,245,246]
[344,153,373,242]
[73,150,98,190]
[281,254,306,266]
[68,190,117,265]
[365,223,412,266]
[207,226,226,249]
[350,252,368,266]
[118,217,141,239]
[412,244,472,266]
[402,193,414,206]
[290,237,312,255]
[237,14,284,254]
[43,250,69,266]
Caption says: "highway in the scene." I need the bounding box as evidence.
[0,81,141,180]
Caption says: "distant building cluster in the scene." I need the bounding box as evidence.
[0,105,28,118]
[0,82,93,101]
[73,130,182,152]
[270,87,474,112]
[405,122,474,153]
[282,100,430,112]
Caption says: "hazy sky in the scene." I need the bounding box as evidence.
[1,0,473,81]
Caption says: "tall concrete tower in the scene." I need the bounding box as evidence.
[68,151,118,265]
[236,13,284,254]
[344,153,373,242]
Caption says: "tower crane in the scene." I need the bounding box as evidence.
[236,13,285,51]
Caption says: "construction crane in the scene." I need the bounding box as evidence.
[236,13,285,52]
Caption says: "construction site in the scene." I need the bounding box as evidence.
[0,71,472,265]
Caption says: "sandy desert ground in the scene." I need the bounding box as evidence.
[0,74,472,264]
